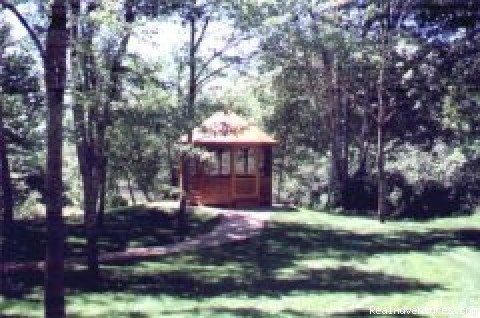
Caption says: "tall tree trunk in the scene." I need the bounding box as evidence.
[377,64,386,223]
[0,88,7,294]
[178,1,197,235]
[0,83,13,294]
[342,87,350,199]
[0,182,4,294]
[326,52,344,208]
[0,81,13,230]
[44,1,67,316]
[376,0,392,223]
[357,93,370,177]
[70,0,99,279]
[71,0,133,278]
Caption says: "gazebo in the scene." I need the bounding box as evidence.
[180,111,277,207]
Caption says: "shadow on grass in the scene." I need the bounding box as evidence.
[328,309,428,317]
[162,308,429,318]
[192,222,480,270]
[5,205,220,263]
[8,209,480,315]
[4,264,441,299]
[4,219,452,301]
[132,307,317,318]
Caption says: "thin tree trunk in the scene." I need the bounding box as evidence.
[70,0,99,279]
[97,153,107,228]
[84,172,99,279]
[167,141,176,187]
[277,156,285,202]
[179,154,189,234]
[44,1,67,316]
[357,96,370,176]
[97,0,133,221]
[178,1,197,235]
[376,0,392,223]
[377,65,386,223]
[342,87,350,199]
[126,173,136,205]
[327,52,344,208]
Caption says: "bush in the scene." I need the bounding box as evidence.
[109,195,128,208]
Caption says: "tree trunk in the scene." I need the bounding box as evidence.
[377,59,386,224]
[97,154,107,228]
[85,211,98,279]
[340,72,350,201]
[178,154,189,235]
[84,172,99,280]
[44,1,67,316]
[277,161,284,202]
[326,52,344,208]
[70,0,99,279]
[0,83,13,230]
[178,2,197,235]
[357,94,370,177]
[376,0,392,223]
[126,173,136,205]
[0,84,13,294]
[0,182,4,294]
[0,97,6,294]
[167,141,176,187]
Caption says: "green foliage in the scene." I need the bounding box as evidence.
[2,0,480,221]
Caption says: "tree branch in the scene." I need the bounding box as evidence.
[0,0,45,61]
[384,110,395,124]
[195,33,248,81]
[197,64,230,88]
[193,16,210,52]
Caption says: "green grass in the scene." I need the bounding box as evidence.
[4,204,220,263]
[2,207,480,317]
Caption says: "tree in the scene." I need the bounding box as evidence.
[0,44,7,294]
[375,0,391,223]
[0,24,13,294]
[0,12,14,234]
[177,0,257,231]
[43,1,68,316]
[69,0,135,278]
[178,0,198,234]
[1,0,69,314]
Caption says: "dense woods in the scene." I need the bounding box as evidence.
[0,0,479,316]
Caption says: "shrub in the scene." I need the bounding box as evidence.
[109,195,129,208]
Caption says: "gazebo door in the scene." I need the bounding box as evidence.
[231,146,260,201]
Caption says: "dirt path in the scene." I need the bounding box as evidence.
[3,207,272,273]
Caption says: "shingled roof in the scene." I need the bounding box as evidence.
[181,111,277,145]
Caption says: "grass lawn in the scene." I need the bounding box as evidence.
[2,207,480,317]
[4,204,221,263]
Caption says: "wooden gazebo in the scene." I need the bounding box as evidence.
[180,111,277,207]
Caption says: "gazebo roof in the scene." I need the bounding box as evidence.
[181,111,277,145]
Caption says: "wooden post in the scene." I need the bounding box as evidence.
[230,146,236,207]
